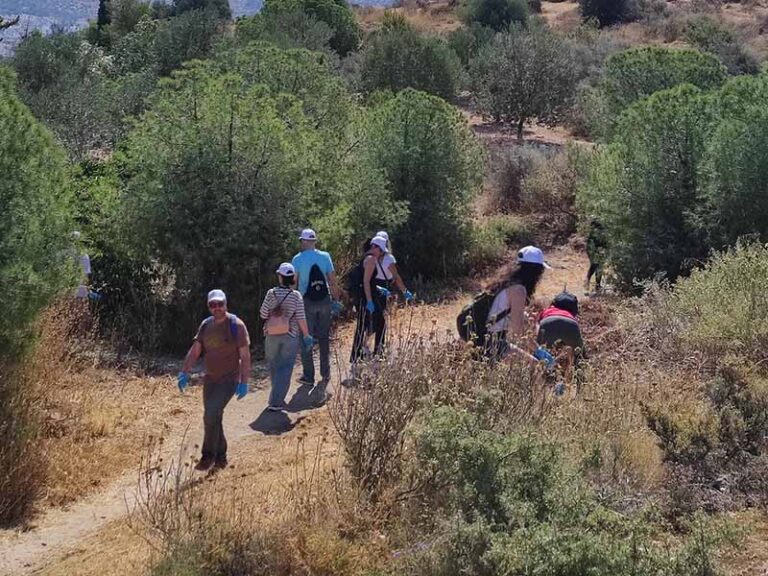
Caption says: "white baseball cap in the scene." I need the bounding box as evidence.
[517,246,551,269]
[370,236,389,253]
[375,230,389,242]
[276,262,295,277]
[207,289,227,303]
[299,229,317,241]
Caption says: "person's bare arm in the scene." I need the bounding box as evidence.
[327,271,341,300]
[181,341,202,373]
[505,285,528,338]
[389,263,407,293]
[238,345,251,384]
[298,319,310,338]
[363,257,375,304]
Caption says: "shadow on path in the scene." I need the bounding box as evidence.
[249,409,305,435]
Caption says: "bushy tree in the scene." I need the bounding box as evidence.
[108,0,152,41]
[173,0,232,19]
[471,23,577,139]
[116,48,400,346]
[685,16,759,77]
[235,10,334,53]
[153,8,222,75]
[362,89,483,277]
[361,16,462,101]
[602,46,727,127]
[463,0,528,32]
[0,68,75,359]
[579,0,636,27]
[580,84,714,289]
[261,0,360,56]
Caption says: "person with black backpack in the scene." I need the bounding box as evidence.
[348,236,391,368]
[291,229,342,402]
[457,246,550,362]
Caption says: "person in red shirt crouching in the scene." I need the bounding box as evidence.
[536,291,587,394]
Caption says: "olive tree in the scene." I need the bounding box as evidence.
[471,23,577,140]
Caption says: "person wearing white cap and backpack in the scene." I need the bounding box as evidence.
[178,289,251,471]
[291,229,342,401]
[260,263,314,411]
[373,231,414,304]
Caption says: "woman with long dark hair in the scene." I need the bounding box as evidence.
[485,246,550,360]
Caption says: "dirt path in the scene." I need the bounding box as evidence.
[0,247,589,576]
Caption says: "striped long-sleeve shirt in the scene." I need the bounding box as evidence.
[260,287,305,337]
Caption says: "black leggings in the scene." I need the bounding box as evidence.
[350,296,387,363]
[587,261,603,286]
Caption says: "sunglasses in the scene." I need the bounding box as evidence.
[208,301,225,309]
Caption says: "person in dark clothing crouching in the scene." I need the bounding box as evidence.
[536,291,586,394]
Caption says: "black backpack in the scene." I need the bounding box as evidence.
[305,263,329,301]
[457,290,509,347]
[344,259,365,300]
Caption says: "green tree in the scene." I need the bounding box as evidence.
[173,0,232,19]
[578,0,636,27]
[0,67,74,359]
[579,84,714,289]
[471,23,577,140]
[261,0,360,56]
[463,0,528,32]
[0,68,75,526]
[362,89,483,277]
[601,46,727,130]
[108,0,151,41]
[235,10,334,53]
[361,17,461,101]
[685,16,759,77]
[153,8,222,75]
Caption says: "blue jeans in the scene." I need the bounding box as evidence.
[301,296,332,383]
[265,334,299,406]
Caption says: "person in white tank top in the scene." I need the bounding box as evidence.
[373,231,414,302]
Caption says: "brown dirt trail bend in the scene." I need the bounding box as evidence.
[0,247,588,576]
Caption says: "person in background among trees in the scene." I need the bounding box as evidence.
[260,263,314,411]
[585,219,608,294]
[292,229,342,403]
[374,230,414,304]
[178,289,251,472]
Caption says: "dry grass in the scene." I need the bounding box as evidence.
[355,0,462,35]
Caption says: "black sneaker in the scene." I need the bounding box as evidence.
[194,457,214,471]
[267,404,286,412]
[298,377,314,386]
[213,459,228,470]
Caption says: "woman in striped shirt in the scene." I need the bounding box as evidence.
[260,263,313,411]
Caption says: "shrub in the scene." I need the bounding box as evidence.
[471,23,578,139]
[578,0,638,27]
[153,8,223,76]
[116,47,400,349]
[666,243,768,362]
[684,16,759,76]
[173,0,232,19]
[467,215,534,269]
[463,0,528,32]
[600,46,727,133]
[446,23,494,70]
[261,0,361,56]
[398,406,733,576]
[0,68,75,526]
[235,10,334,53]
[579,84,713,290]
[488,145,543,213]
[361,89,483,278]
[361,18,461,101]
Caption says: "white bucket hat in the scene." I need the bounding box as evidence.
[517,246,551,269]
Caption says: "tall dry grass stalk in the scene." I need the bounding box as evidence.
[0,298,98,526]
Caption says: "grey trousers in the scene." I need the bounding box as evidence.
[202,381,236,462]
[301,296,332,383]
[266,334,299,406]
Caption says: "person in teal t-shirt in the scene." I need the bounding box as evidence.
[291,229,341,403]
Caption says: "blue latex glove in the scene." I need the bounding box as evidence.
[177,371,190,393]
[303,335,314,350]
[403,290,414,303]
[331,300,344,316]
[533,347,556,369]
[554,382,566,397]
[235,382,248,400]
[376,286,391,298]
[366,300,376,314]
